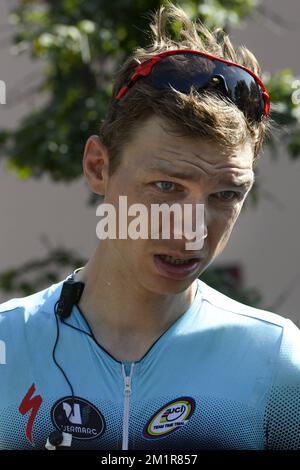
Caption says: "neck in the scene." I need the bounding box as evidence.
[75,242,198,361]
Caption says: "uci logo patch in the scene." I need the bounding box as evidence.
[143,397,195,439]
[51,397,106,440]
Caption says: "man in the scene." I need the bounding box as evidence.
[0,2,299,451]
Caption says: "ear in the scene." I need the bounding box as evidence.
[83,135,110,196]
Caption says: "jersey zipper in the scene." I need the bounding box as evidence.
[121,362,135,450]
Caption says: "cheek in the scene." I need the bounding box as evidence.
[209,208,240,246]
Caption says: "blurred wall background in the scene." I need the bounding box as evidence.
[0,0,299,324]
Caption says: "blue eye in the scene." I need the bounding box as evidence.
[155,181,176,191]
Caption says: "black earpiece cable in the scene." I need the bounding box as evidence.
[52,300,75,420]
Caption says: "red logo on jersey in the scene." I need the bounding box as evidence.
[19,383,43,445]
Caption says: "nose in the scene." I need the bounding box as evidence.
[172,202,208,251]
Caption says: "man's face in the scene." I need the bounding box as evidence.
[96,115,254,295]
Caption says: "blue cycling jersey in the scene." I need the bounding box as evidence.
[0,273,300,450]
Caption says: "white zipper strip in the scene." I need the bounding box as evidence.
[121,362,135,450]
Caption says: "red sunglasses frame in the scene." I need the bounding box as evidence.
[116,49,270,119]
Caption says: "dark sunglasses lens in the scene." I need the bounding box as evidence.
[216,63,264,121]
[151,54,217,94]
[150,54,264,121]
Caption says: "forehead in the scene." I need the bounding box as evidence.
[121,115,254,178]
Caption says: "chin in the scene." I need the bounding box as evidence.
[145,275,198,296]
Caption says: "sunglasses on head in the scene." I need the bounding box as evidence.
[116,49,270,123]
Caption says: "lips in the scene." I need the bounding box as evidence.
[158,254,200,265]
[153,253,202,280]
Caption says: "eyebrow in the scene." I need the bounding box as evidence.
[145,164,254,191]
[219,178,254,191]
[148,165,201,181]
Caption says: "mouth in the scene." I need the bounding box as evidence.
[153,253,202,280]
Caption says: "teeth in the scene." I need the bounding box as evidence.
[160,255,193,265]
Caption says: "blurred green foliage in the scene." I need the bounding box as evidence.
[0,0,299,305]
[0,247,85,297]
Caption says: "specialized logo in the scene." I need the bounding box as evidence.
[143,397,195,439]
[51,396,105,440]
[19,383,43,445]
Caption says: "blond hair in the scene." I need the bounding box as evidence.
[100,1,269,173]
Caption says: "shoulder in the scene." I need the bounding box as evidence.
[0,279,65,334]
[198,279,289,328]
[198,279,300,374]
[197,279,300,371]
[198,280,300,449]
